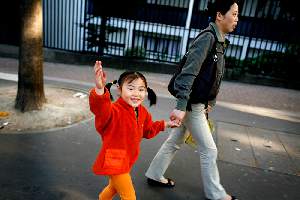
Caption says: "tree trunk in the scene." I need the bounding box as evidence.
[15,0,46,112]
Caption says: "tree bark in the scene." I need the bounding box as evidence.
[15,0,46,112]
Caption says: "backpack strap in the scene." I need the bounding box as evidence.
[185,29,218,62]
[192,29,218,47]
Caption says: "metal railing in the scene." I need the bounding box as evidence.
[41,0,299,82]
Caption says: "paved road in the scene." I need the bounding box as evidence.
[0,57,299,200]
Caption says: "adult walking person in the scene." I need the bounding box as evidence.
[145,0,239,200]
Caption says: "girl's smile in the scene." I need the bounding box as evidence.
[119,78,147,107]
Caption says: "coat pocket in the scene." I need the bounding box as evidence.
[103,149,127,170]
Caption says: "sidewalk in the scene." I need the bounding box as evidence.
[0,56,299,200]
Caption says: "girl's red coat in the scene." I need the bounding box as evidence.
[89,88,165,175]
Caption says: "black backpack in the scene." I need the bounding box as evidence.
[168,29,218,97]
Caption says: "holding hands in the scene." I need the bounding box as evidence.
[168,106,213,129]
[165,120,181,128]
[169,109,186,126]
[166,109,185,129]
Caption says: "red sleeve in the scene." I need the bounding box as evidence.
[89,88,112,132]
[142,108,165,139]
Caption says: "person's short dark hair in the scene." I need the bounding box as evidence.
[207,0,239,22]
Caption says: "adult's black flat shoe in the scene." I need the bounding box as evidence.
[205,195,239,200]
[147,177,175,188]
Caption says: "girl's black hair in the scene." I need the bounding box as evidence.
[105,71,157,106]
[105,80,117,100]
[206,0,239,22]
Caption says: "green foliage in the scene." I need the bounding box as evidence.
[224,56,245,80]
[244,46,299,80]
[224,44,299,81]
[124,47,146,59]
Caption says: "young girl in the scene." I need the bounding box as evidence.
[89,60,179,200]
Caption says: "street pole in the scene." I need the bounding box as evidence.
[181,0,194,56]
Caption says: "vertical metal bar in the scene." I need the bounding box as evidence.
[121,19,124,56]
[70,0,74,51]
[62,0,66,49]
[111,17,114,56]
[51,0,55,48]
[82,0,88,52]
[66,0,70,50]
[149,6,155,60]
[42,0,46,47]
[75,0,78,51]
[236,23,244,71]
[118,18,121,56]
[114,17,117,56]
[53,0,56,48]
[44,0,47,47]
[123,19,127,56]
[77,0,82,52]
[243,0,257,75]
[111,17,115,56]
[71,0,75,51]
[59,0,63,49]
[116,19,119,56]
[55,0,59,48]
[185,0,194,29]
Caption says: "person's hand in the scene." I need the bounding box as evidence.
[165,120,181,128]
[169,109,186,125]
[206,105,212,113]
[94,60,107,90]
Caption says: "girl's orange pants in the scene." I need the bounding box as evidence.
[99,173,136,200]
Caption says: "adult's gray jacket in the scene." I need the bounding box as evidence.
[174,22,228,111]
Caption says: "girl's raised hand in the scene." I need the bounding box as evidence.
[94,60,107,89]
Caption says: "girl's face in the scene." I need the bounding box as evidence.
[218,3,239,34]
[119,78,146,107]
